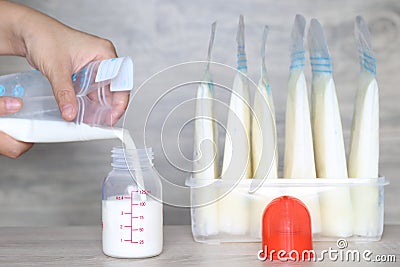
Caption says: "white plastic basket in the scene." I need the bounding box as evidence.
[187,177,389,243]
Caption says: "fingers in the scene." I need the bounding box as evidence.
[0,97,31,158]
[111,91,130,125]
[0,132,33,158]
[48,37,117,122]
[47,65,78,121]
[0,97,22,115]
[93,38,118,60]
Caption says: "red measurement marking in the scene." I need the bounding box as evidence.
[130,190,133,243]
[124,190,145,244]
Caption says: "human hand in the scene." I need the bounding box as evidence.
[20,8,130,124]
[0,97,32,158]
[0,1,129,124]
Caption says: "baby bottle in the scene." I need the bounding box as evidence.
[102,147,163,258]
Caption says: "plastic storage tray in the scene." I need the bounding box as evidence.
[187,177,389,244]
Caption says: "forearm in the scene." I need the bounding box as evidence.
[0,1,30,56]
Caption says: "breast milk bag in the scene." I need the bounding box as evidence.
[0,57,133,143]
[192,22,220,236]
[248,25,278,239]
[348,16,380,237]
[219,15,252,236]
[283,15,321,234]
[308,20,353,237]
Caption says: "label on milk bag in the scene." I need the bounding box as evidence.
[95,57,133,92]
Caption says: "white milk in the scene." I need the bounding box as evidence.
[221,73,252,179]
[191,180,219,237]
[348,71,380,236]
[284,70,316,178]
[218,188,249,235]
[193,81,219,179]
[284,69,321,234]
[248,188,274,238]
[102,199,163,258]
[0,118,122,143]
[311,74,353,237]
[115,130,147,202]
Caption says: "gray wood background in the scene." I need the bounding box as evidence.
[0,0,398,226]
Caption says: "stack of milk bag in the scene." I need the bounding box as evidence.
[190,14,386,243]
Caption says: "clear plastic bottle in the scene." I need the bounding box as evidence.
[102,147,163,258]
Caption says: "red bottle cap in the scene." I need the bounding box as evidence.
[261,196,313,261]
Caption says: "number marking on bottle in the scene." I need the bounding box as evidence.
[120,190,145,245]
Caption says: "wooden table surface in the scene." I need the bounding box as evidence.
[0,225,399,267]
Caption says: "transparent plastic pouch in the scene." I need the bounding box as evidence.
[0,57,133,143]
[0,57,133,126]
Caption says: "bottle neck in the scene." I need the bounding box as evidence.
[111,147,154,170]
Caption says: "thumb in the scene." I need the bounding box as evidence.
[0,97,23,115]
[47,66,78,121]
